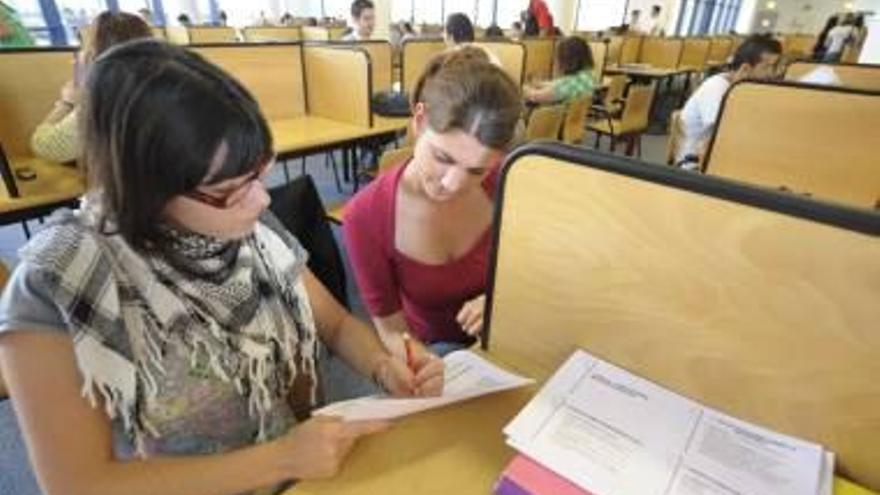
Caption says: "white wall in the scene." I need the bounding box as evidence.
[743,0,861,34]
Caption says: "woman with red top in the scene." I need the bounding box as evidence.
[343,47,522,358]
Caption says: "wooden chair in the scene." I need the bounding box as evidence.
[524,104,566,142]
[561,95,591,145]
[785,62,880,92]
[639,37,683,69]
[473,41,526,85]
[591,74,627,118]
[484,143,880,492]
[678,37,710,72]
[588,40,607,82]
[619,35,643,64]
[665,110,683,166]
[707,36,733,65]
[242,27,302,42]
[326,146,413,224]
[401,39,446,97]
[522,37,556,83]
[704,81,880,209]
[0,48,86,233]
[588,83,655,156]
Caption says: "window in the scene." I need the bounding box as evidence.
[7,0,52,44]
[444,0,477,25]
[576,0,627,31]
[494,0,521,29]
[324,0,350,20]
[676,0,743,36]
[391,0,412,23]
[414,0,441,25]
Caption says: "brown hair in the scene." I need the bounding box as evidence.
[411,46,522,150]
[85,11,153,61]
[555,36,594,76]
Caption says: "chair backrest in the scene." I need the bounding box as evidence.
[401,38,446,97]
[188,27,237,44]
[666,109,683,165]
[785,62,880,92]
[678,37,710,71]
[638,37,683,69]
[704,81,880,209]
[707,36,733,64]
[619,35,643,64]
[242,27,302,42]
[474,41,526,85]
[301,26,331,41]
[0,48,76,159]
[337,40,393,94]
[486,144,880,491]
[603,74,628,109]
[618,83,655,132]
[165,26,190,44]
[525,104,566,141]
[605,35,623,66]
[588,40,607,82]
[782,33,817,59]
[191,44,307,121]
[561,95,591,144]
[522,37,556,82]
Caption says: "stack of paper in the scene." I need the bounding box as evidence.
[314,350,533,421]
[498,349,835,495]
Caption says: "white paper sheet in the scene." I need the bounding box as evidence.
[505,349,827,495]
[313,350,533,421]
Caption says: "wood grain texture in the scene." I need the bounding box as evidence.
[349,41,393,93]
[187,27,237,44]
[474,42,526,85]
[620,35,643,64]
[401,39,446,97]
[301,26,331,41]
[589,41,607,82]
[0,49,77,158]
[522,37,556,82]
[488,154,880,490]
[785,62,880,92]
[303,46,370,127]
[192,44,307,121]
[706,82,880,209]
[707,36,733,63]
[639,37,683,69]
[679,38,710,71]
[241,27,302,42]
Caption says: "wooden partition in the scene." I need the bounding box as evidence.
[521,37,556,82]
[605,35,623,66]
[301,26,347,41]
[785,62,880,91]
[783,33,817,59]
[188,27,237,44]
[704,81,880,209]
[303,45,371,127]
[486,144,880,490]
[165,26,190,45]
[150,27,165,40]
[707,36,733,64]
[338,40,393,93]
[639,37,683,69]
[678,37,710,71]
[619,35,643,64]
[589,41,607,81]
[401,38,446,96]
[242,27,302,42]
[474,41,526,85]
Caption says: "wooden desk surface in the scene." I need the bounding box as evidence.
[605,65,688,78]
[0,157,84,214]
[293,374,876,495]
[270,116,407,156]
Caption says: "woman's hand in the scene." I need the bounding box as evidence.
[456,294,486,337]
[276,415,390,480]
[374,349,444,397]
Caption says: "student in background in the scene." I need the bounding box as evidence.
[641,5,663,36]
[812,15,839,61]
[0,40,443,495]
[524,36,595,104]
[444,12,475,45]
[510,21,524,39]
[343,48,522,358]
[486,24,505,39]
[627,9,641,33]
[676,35,782,170]
[527,0,555,36]
[824,14,856,62]
[342,0,375,41]
[0,0,34,47]
[30,11,152,164]
[177,13,192,26]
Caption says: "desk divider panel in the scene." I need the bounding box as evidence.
[401,39,446,97]
[707,36,733,63]
[301,26,331,41]
[336,40,393,94]
[588,41,607,81]
[188,27,237,44]
[191,44,307,121]
[704,81,880,209]
[0,48,77,158]
[242,27,302,42]
[678,37,710,70]
[522,37,556,82]
[785,62,880,92]
[473,41,526,85]
[485,144,880,490]
[639,37,683,69]
[619,35,643,64]
[304,45,371,127]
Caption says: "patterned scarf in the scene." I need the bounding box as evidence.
[19,206,319,454]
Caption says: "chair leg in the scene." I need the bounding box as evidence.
[282,161,291,183]
[593,133,601,149]
[21,221,31,239]
[300,157,306,176]
[636,135,643,158]
[610,135,616,153]
[326,152,342,193]
[624,135,635,157]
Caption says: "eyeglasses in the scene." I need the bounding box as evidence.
[185,158,274,209]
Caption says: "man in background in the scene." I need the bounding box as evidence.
[343,0,375,41]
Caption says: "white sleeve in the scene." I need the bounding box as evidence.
[698,82,726,128]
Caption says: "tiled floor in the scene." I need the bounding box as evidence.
[0,133,671,495]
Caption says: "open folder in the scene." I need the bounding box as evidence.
[314,350,533,421]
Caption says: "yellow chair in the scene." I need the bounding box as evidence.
[591,74,627,118]
[326,146,413,224]
[561,95,591,145]
[588,83,655,157]
[524,104,566,142]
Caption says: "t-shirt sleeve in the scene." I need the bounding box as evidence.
[0,262,69,336]
[698,79,727,129]
[342,191,402,318]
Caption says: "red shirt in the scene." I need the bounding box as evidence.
[529,0,554,31]
[342,161,498,344]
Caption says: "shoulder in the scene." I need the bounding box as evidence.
[344,163,403,227]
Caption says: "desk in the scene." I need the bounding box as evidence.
[605,65,691,134]
[292,380,876,495]
[0,156,85,229]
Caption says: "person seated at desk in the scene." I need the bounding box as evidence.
[523,36,595,104]
[675,34,781,171]
[342,0,374,41]
[444,12,502,66]
[343,48,522,358]
[30,11,152,164]
[0,40,443,495]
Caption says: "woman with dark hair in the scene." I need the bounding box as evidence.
[444,12,475,45]
[343,47,522,357]
[0,40,443,495]
[524,36,595,103]
[30,11,153,163]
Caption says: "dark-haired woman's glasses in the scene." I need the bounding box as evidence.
[185,158,274,209]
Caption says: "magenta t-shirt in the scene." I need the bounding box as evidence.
[343,161,498,344]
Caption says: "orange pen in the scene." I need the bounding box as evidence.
[403,332,416,374]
